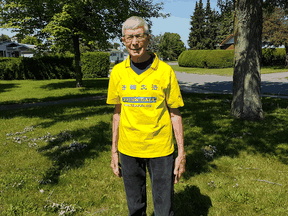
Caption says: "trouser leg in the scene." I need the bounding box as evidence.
[120,153,147,216]
[147,153,174,216]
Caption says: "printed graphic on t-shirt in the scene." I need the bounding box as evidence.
[121,83,159,108]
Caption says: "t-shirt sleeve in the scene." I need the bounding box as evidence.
[106,69,121,105]
[166,68,184,108]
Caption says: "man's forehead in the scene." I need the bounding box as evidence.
[124,26,145,35]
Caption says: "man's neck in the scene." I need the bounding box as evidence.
[130,52,151,64]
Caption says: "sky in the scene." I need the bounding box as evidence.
[0,0,219,49]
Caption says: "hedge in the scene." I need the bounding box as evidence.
[0,51,110,80]
[81,52,110,78]
[262,48,286,66]
[178,48,286,68]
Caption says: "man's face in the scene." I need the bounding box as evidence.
[122,26,151,59]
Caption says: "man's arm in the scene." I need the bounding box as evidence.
[111,104,121,177]
[169,108,186,184]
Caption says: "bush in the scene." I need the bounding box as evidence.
[0,56,75,80]
[262,48,286,66]
[178,48,286,68]
[81,52,110,78]
[0,51,110,80]
[178,50,234,68]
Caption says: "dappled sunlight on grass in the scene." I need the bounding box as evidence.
[0,93,287,215]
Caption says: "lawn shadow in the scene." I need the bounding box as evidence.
[180,92,288,181]
[37,120,112,185]
[0,83,20,94]
[40,79,109,92]
[149,185,212,216]
[173,185,212,216]
[0,99,115,185]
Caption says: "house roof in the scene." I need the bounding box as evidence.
[0,40,32,50]
[220,34,234,46]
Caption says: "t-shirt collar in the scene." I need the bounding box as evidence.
[125,52,159,70]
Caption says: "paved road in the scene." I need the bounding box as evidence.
[175,71,288,98]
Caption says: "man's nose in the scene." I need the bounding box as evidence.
[131,36,138,44]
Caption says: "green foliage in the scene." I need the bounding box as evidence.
[188,0,206,49]
[178,48,286,68]
[0,34,11,42]
[19,35,41,45]
[0,52,110,80]
[81,52,110,78]
[216,0,235,44]
[0,0,169,86]
[159,32,186,60]
[262,48,286,66]
[178,50,234,68]
[0,56,74,80]
[188,0,219,50]
[204,0,219,49]
[147,34,162,56]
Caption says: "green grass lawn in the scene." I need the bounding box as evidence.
[0,89,287,215]
[0,78,109,105]
[171,65,288,76]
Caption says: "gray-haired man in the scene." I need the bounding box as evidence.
[107,16,186,216]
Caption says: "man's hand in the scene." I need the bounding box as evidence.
[174,154,186,184]
[111,151,122,177]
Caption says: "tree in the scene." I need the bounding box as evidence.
[262,7,288,67]
[188,0,218,50]
[231,0,288,120]
[188,0,206,49]
[216,0,235,44]
[147,34,162,55]
[159,32,186,60]
[231,0,264,120]
[204,0,218,49]
[0,0,169,87]
[0,34,10,42]
[19,35,41,45]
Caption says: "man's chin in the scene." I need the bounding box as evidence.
[130,51,143,57]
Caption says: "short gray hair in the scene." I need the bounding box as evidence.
[122,16,149,36]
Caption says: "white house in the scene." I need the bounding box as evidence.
[0,40,35,57]
[109,48,129,63]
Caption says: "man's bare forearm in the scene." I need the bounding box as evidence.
[112,104,121,153]
[169,108,185,156]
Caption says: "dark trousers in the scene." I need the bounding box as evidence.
[120,152,175,216]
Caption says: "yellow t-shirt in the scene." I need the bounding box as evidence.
[107,53,184,158]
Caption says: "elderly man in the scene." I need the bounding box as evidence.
[107,16,186,216]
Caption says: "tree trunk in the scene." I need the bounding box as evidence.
[72,35,83,88]
[231,0,264,120]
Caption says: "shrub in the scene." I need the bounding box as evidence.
[81,52,110,78]
[262,48,286,66]
[0,56,75,80]
[178,50,234,68]
[178,48,286,68]
[0,51,110,80]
